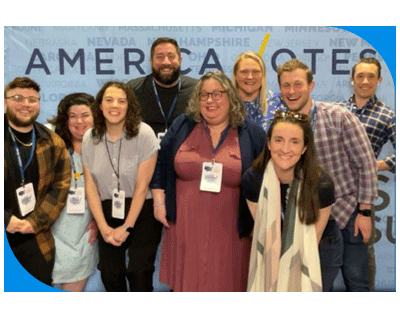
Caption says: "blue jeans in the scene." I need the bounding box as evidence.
[341,208,369,291]
[319,218,343,292]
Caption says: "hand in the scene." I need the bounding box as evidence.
[112,226,130,246]
[18,220,35,234]
[377,159,390,171]
[86,218,98,245]
[354,214,372,243]
[154,203,170,228]
[99,225,120,247]
[6,216,23,233]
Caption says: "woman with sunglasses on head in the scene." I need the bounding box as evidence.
[82,81,161,292]
[47,93,98,292]
[242,111,335,292]
[151,70,266,292]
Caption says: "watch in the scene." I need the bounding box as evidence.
[358,209,372,217]
[122,223,133,233]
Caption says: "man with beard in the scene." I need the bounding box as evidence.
[4,77,71,287]
[128,37,197,140]
[127,37,196,291]
[266,59,378,292]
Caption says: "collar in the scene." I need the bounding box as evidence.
[349,94,378,110]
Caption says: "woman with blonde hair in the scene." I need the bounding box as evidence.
[232,51,282,131]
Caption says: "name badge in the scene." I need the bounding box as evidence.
[200,162,223,193]
[112,188,125,219]
[16,182,36,217]
[66,187,85,214]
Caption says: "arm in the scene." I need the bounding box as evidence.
[341,112,377,241]
[112,151,159,243]
[246,199,258,220]
[83,162,119,247]
[380,112,395,172]
[151,188,170,228]
[315,206,331,244]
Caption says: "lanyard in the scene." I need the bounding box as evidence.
[8,126,36,187]
[309,101,318,132]
[203,122,231,163]
[69,149,83,189]
[151,77,181,130]
[105,137,123,191]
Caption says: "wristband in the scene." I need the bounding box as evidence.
[358,209,372,217]
[122,223,133,232]
[153,201,165,207]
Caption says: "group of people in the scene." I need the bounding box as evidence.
[4,37,395,292]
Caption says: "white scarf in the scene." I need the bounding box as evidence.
[247,160,322,292]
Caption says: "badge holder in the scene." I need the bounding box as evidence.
[112,188,126,219]
[200,162,223,193]
[16,182,36,217]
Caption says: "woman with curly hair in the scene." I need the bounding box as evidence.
[82,81,161,292]
[47,92,98,292]
[151,70,266,291]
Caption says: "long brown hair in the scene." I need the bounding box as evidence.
[91,81,142,142]
[253,114,321,225]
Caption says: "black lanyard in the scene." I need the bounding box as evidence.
[8,126,36,187]
[203,122,231,163]
[105,137,123,191]
[152,78,181,130]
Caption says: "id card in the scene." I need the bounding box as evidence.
[66,187,85,214]
[16,182,36,217]
[200,162,223,193]
[112,188,125,219]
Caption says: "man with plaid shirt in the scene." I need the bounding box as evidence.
[336,57,395,291]
[4,77,71,287]
[273,59,378,291]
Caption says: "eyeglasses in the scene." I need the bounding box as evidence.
[200,90,227,101]
[274,110,309,121]
[238,69,262,77]
[6,94,40,104]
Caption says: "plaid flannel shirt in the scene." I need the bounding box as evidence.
[312,101,378,228]
[5,119,71,261]
[336,95,395,173]
[265,98,378,229]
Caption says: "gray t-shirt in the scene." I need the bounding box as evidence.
[82,122,159,200]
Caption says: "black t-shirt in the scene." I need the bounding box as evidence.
[241,166,335,209]
[5,125,39,246]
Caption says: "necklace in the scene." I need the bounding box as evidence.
[13,134,33,147]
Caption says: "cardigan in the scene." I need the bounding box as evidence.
[150,113,266,237]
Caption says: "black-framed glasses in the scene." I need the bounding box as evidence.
[274,110,309,121]
[5,94,40,104]
[200,90,227,101]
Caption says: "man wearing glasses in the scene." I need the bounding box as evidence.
[270,59,378,292]
[4,77,71,287]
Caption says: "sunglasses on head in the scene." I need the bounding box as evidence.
[274,110,309,121]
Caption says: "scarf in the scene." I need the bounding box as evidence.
[247,160,322,292]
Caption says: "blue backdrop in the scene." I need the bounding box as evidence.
[3,26,396,292]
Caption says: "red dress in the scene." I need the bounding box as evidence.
[159,123,251,292]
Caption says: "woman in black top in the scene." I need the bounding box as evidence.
[242,111,335,292]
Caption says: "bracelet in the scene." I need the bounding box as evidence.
[153,201,165,207]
